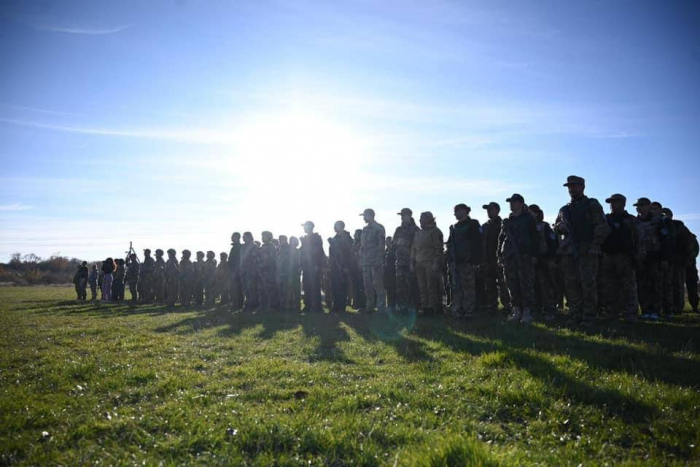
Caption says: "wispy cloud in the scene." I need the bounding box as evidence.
[30,24,129,35]
[0,204,32,211]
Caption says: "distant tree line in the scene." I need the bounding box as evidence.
[0,253,89,285]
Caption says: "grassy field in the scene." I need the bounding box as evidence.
[1,286,699,466]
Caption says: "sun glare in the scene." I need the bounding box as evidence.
[224,109,370,236]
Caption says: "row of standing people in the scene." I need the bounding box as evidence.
[74,175,699,325]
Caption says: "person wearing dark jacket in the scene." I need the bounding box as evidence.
[446,204,482,319]
[529,205,559,320]
[73,261,89,300]
[481,202,511,313]
[101,258,115,303]
[601,194,644,321]
[498,194,540,324]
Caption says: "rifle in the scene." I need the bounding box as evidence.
[125,241,140,264]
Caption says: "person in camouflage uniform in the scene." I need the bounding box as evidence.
[240,232,259,311]
[289,236,302,312]
[528,204,558,320]
[652,202,677,317]
[203,251,217,306]
[662,208,689,315]
[392,208,420,312]
[446,204,482,319]
[165,249,179,308]
[384,236,397,309]
[138,248,155,303]
[350,229,366,310]
[636,197,662,319]
[498,194,539,324]
[359,209,386,313]
[300,221,325,313]
[88,264,98,300]
[481,202,511,313]
[216,252,230,305]
[153,249,166,304]
[276,236,292,310]
[258,231,278,311]
[193,251,206,306]
[73,261,89,300]
[600,194,644,321]
[179,250,194,307]
[113,258,126,301]
[555,176,610,326]
[686,230,699,314]
[411,211,444,315]
[125,253,140,304]
[229,233,244,311]
[329,221,354,312]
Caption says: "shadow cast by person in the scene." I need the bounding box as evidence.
[412,320,659,424]
[449,316,700,388]
[337,309,435,363]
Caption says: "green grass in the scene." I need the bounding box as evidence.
[1,286,699,466]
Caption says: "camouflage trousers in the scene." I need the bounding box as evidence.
[166,279,178,307]
[534,259,557,314]
[180,280,192,307]
[204,280,216,306]
[502,254,536,310]
[637,257,662,314]
[215,278,230,304]
[482,261,510,311]
[241,270,258,310]
[194,281,205,305]
[291,272,301,312]
[75,281,87,300]
[450,262,477,316]
[395,265,420,311]
[601,253,638,318]
[138,274,153,302]
[230,270,243,310]
[330,265,349,312]
[686,262,699,311]
[127,280,138,303]
[671,263,686,314]
[561,253,598,320]
[415,261,442,312]
[661,261,674,315]
[302,265,323,312]
[385,265,396,309]
[258,272,278,311]
[362,264,386,312]
[153,276,165,304]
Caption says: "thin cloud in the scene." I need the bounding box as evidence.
[30,24,129,35]
[0,204,32,211]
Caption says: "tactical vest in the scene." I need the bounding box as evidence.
[567,197,595,245]
[602,212,634,255]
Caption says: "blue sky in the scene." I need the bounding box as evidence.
[1,0,699,261]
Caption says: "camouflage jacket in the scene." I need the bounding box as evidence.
[153,257,166,279]
[481,217,502,263]
[360,221,386,266]
[239,242,258,272]
[165,258,179,281]
[300,233,325,269]
[392,219,419,267]
[140,256,155,275]
[411,222,444,266]
[179,258,194,282]
[203,258,217,283]
[228,243,242,273]
[555,196,609,256]
[259,243,277,275]
[215,260,229,283]
[329,230,354,270]
[125,260,139,282]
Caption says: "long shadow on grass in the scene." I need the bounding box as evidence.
[446,316,700,388]
[155,307,433,363]
[413,320,659,424]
